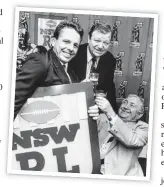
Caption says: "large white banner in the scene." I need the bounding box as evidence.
[38,18,63,50]
[12,92,94,173]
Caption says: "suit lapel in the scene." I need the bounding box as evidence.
[67,68,78,83]
[101,132,117,153]
[49,48,70,84]
[107,138,117,152]
[83,45,88,78]
[78,44,88,80]
[96,57,101,71]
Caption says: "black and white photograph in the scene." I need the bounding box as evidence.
[7,7,158,181]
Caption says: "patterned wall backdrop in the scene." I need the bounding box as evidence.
[20,11,154,123]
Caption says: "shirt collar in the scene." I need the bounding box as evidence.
[52,47,68,71]
[60,61,68,72]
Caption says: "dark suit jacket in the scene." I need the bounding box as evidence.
[14,48,78,119]
[68,43,117,112]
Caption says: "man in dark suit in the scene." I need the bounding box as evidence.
[68,23,117,112]
[14,20,99,120]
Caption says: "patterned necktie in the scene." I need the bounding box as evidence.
[90,57,97,73]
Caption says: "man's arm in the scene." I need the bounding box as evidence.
[14,53,47,119]
[95,97,148,148]
[108,117,148,147]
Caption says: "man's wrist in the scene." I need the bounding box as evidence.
[106,111,116,121]
[107,113,118,128]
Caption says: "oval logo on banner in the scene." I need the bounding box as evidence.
[46,20,57,28]
[20,100,60,124]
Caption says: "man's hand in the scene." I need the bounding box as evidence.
[95,97,116,118]
[88,105,99,120]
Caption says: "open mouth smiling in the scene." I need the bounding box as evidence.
[120,108,131,114]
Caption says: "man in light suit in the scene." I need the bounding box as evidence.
[14,20,99,120]
[68,23,117,112]
[95,94,148,176]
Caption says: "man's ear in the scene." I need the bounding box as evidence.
[50,37,56,47]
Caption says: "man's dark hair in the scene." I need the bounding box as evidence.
[88,23,111,39]
[36,45,47,54]
[53,20,84,41]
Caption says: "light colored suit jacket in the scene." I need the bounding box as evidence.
[98,114,148,176]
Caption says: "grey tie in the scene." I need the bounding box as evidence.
[62,64,66,71]
[63,64,72,83]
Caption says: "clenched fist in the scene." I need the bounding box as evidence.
[88,105,99,120]
[95,97,116,119]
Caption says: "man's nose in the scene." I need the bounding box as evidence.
[123,103,130,110]
[68,44,74,52]
[97,42,104,49]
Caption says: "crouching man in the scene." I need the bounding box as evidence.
[95,94,148,176]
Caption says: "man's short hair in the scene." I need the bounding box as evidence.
[88,23,112,39]
[53,20,84,41]
[127,94,144,115]
[36,45,47,54]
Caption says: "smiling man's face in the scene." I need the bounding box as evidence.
[118,96,142,122]
[53,27,81,64]
[88,30,111,58]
